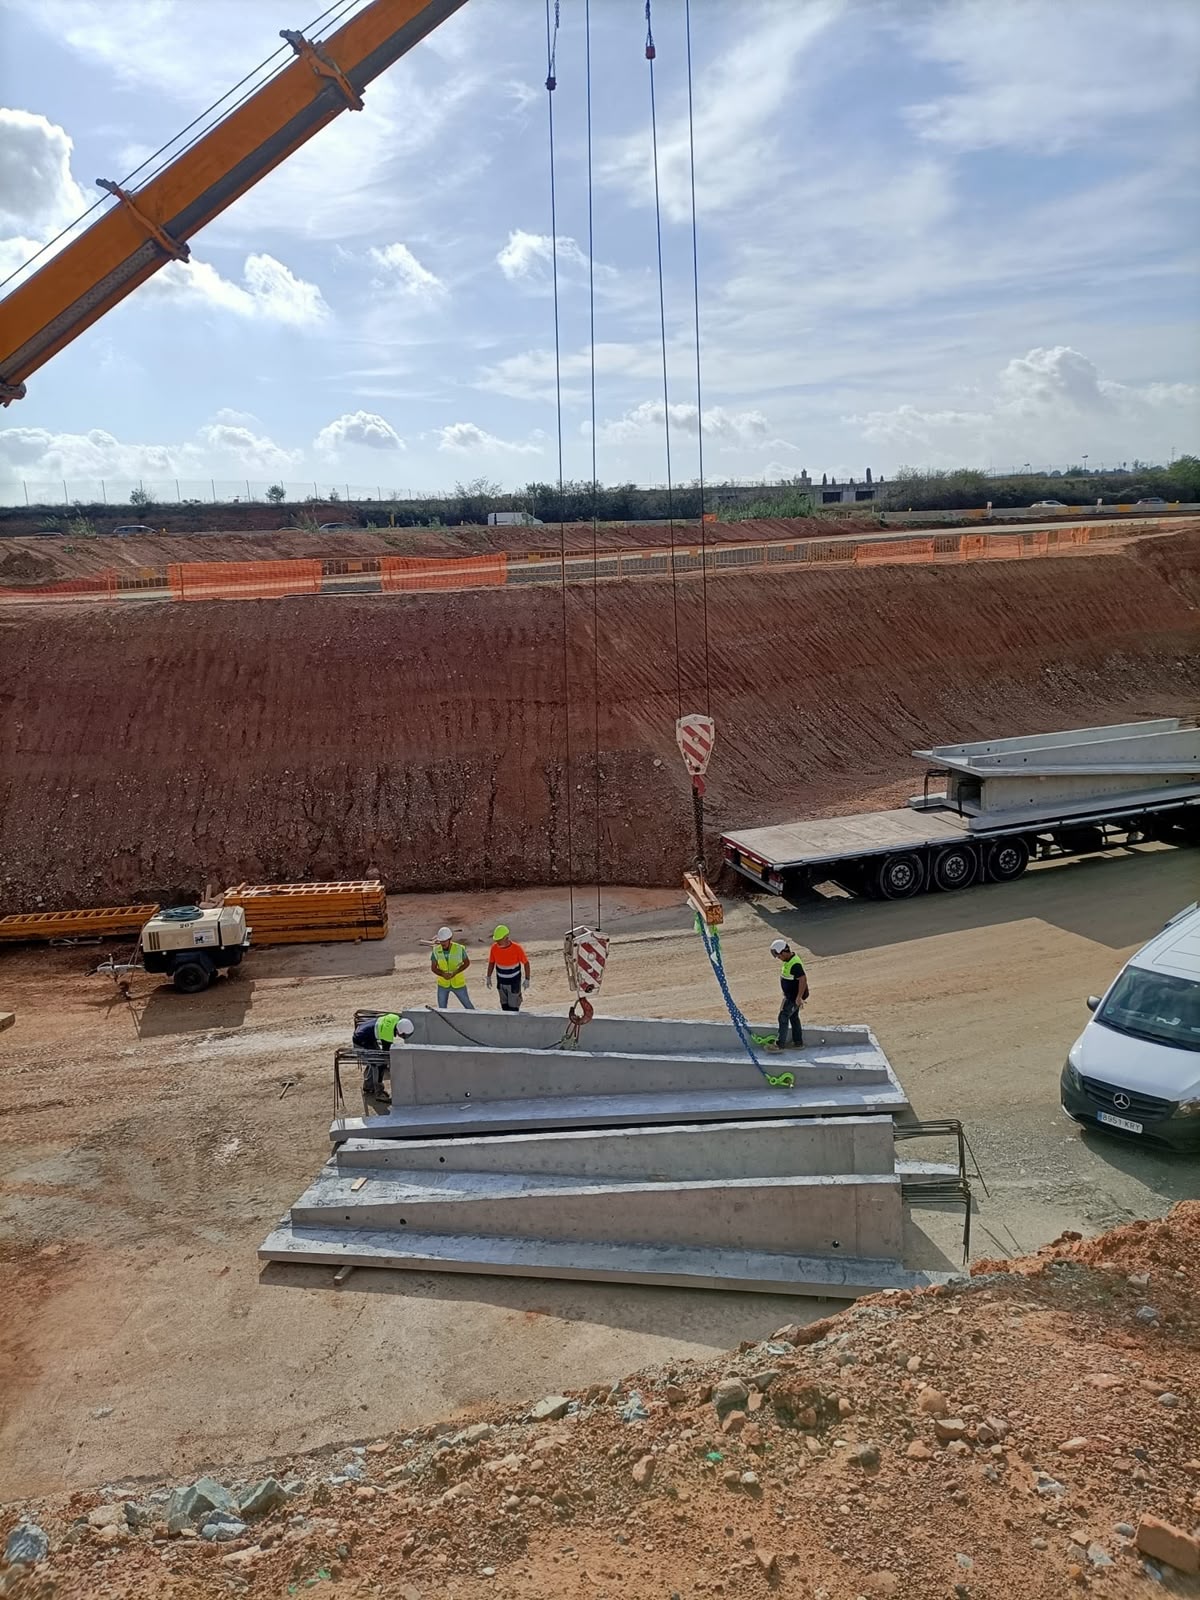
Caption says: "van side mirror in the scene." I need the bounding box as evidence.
[1086,995,1100,1012]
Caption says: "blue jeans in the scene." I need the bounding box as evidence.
[777,997,803,1048]
[437,986,474,1010]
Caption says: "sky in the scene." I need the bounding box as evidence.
[0,0,1197,504]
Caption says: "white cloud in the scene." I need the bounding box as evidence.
[905,0,1200,153]
[315,411,406,456]
[197,423,300,473]
[0,107,86,238]
[150,253,328,326]
[477,342,663,402]
[0,417,300,489]
[0,425,179,486]
[601,2,845,221]
[597,400,773,448]
[368,241,444,299]
[436,422,542,455]
[850,346,1200,467]
[496,229,589,281]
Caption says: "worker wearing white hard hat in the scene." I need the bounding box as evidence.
[431,927,474,1010]
[766,938,808,1053]
[350,1012,414,1114]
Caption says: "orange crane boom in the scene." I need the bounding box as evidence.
[0,0,467,403]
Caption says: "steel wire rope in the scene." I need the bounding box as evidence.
[585,0,603,929]
[684,0,712,717]
[545,0,576,931]
[644,0,684,724]
[0,0,361,293]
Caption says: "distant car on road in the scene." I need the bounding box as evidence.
[1133,497,1167,508]
[112,524,156,536]
[1031,500,1067,509]
[318,521,358,532]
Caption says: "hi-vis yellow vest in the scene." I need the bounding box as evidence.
[433,942,468,988]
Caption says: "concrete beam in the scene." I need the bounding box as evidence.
[395,1010,879,1058]
[258,1221,960,1298]
[331,1083,908,1145]
[288,1169,905,1260]
[379,1042,891,1107]
[335,1116,898,1180]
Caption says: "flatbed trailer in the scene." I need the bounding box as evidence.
[722,717,1200,900]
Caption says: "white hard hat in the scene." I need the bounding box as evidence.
[435,926,453,941]
[398,1018,415,1037]
[769,938,789,955]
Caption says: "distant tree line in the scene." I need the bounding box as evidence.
[5,457,1195,533]
[880,457,1200,511]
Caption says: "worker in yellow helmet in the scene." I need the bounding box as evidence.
[486,925,532,1012]
[430,926,474,1010]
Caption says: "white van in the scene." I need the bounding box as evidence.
[1060,904,1200,1152]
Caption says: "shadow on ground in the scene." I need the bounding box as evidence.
[755,845,1192,959]
[135,974,256,1037]
[257,1258,848,1343]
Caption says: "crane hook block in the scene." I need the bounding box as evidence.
[545,74,556,92]
[563,926,610,998]
[676,713,716,780]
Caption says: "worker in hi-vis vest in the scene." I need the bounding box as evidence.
[766,938,808,1052]
[486,925,532,1012]
[430,926,474,1010]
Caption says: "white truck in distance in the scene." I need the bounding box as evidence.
[722,718,1200,901]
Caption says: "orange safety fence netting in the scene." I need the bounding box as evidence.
[0,570,117,600]
[167,560,323,601]
[379,554,507,592]
[853,537,937,563]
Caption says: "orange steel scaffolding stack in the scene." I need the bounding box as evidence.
[222,881,388,945]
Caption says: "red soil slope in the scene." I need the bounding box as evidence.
[0,532,1196,912]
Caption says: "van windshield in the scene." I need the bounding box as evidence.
[1097,967,1200,1053]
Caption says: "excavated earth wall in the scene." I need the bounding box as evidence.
[0,532,1197,912]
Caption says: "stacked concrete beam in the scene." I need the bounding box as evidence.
[261,1010,957,1296]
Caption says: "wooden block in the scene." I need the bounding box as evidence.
[0,1012,14,1032]
[350,1177,368,1192]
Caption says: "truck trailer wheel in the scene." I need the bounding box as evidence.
[984,837,1029,883]
[874,852,925,899]
[931,844,979,891]
[172,958,214,994]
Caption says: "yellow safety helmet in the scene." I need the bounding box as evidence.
[493,924,510,941]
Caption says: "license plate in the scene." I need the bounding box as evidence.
[1098,1110,1143,1134]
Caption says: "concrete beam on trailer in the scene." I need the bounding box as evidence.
[287,1169,905,1260]
[258,1222,960,1298]
[334,1115,898,1179]
[331,1081,909,1145]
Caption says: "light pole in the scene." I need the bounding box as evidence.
[1082,454,1089,473]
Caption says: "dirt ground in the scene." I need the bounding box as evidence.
[1,845,1196,1511]
[4,1201,1200,1599]
[1,528,1197,914]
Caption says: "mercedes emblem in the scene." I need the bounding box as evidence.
[1113,1092,1131,1111]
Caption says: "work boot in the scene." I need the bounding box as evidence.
[765,1041,784,1053]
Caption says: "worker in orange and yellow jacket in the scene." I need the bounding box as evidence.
[486,925,532,1012]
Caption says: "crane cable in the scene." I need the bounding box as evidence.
[644,0,684,725]
[685,0,713,719]
[644,4,783,1083]
[545,0,576,932]
[585,0,603,929]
